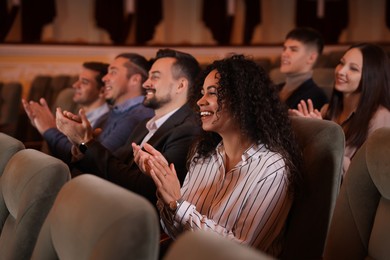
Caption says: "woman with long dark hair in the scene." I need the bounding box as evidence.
[290,43,390,174]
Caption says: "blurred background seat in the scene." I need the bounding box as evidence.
[0,81,22,137]
[27,75,52,103]
[47,74,73,109]
[254,57,272,73]
[269,67,285,85]
[324,50,346,68]
[313,67,335,100]
[17,75,52,145]
[50,87,79,114]
[17,74,76,149]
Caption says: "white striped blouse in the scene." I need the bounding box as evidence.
[160,142,292,256]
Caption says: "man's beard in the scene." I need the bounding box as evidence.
[143,94,172,110]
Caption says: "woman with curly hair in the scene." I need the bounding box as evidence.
[132,54,302,256]
[290,43,390,175]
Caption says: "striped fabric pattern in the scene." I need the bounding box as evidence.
[161,142,292,255]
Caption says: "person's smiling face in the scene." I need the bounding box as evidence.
[197,69,235,134]
[334,47,363,95]
[102,57,130,104]
[72,67,101,106]
[280,39,315,75]
[142,57,178,109]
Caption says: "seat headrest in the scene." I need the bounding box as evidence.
[0,133,24,176]
[366,127,390,199]
[1,149,70,217]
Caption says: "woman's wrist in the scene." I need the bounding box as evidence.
[168,198,184,213]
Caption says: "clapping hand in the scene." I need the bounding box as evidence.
[288,99,323,119]
[22,98,56,134]
[132,143,168,175]
[55,107,94,145]
[132,143,181,204]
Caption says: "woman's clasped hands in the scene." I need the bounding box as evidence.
[132,143,181,204]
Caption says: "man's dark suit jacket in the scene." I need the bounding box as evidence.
[277,78,329,110]
[72,104,201,206]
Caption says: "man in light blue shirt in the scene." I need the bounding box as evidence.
[96,53,154,153]
[23,61,110,163]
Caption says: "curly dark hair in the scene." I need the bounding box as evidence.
[189,54,302,194]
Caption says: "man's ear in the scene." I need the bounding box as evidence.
[130,73,142,84]
[308,51,318,65]
[177,78,189,93]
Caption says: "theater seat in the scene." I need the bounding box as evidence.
[0,149,70,260]
[0,133,24,176]
[47,75,72,108]
[50,87,79,114]
[323,127,390,259]
[165,231,275,260]
[313,68,334,100]
[0,82,22,137]
[21,75,52,144]
[280,117,344,259]
[269,67,285,85]
[31,174,160,260]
